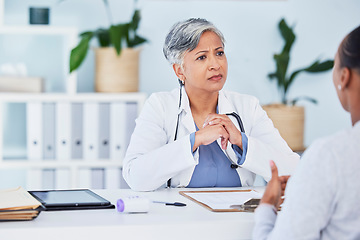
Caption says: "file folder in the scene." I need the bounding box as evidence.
[105,167,121,189]
[125,102,138,152]
[55,169,70,189]
[91,168,105,189]
[42,103,56,160]
[98,103,110,159]
[26,169,42,190]
[78,168,91,189]
[56,102,71,161]
[83,102,99,160]
[110,102,126,161]
[71,103,83,159]
[26,102,43,160]
[42,169,56,189]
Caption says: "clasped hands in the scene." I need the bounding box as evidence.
[193,113,242,152]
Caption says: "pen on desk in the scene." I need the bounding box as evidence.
[153,201,186,207]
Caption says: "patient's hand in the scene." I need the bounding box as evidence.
[260,160,290,210]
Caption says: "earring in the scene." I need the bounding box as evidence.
[338,85,342,90]
[181,80,185,85]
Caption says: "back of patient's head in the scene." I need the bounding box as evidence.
[339,25,360,73]
[163,18,225,66]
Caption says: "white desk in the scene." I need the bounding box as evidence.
[0,187,263,240]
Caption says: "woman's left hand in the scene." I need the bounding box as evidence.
[203,113,243,149]
[261,160,290,209]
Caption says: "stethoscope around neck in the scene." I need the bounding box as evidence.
[167,80,246,188]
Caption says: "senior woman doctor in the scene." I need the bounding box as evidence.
[123,18,299,191]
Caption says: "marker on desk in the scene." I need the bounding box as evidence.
[153,201,186,207]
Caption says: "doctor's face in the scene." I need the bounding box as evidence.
[177,31,228,95]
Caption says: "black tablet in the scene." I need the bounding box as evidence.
[28,189,115,211]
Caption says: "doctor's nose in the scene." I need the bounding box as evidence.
[208,56,221,71]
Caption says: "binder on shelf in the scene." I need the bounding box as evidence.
[98,103,110,159]
[42,103,56,160]
[42,169,56,190]
[105,167,121,189]
[55,168,70,189]
[125,102,138,152]
[109,102,127,161]
[26,102,43,160]
[83,102,99,160]
[91,168,105,189]
[71,103,83,159]
[119,168,131,189]
[56,102,71,160]
[78,168,92,189]
[26,169,42,190]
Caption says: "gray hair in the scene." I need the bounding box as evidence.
[163,18,225,66]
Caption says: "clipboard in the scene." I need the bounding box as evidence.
[179,190,261,212]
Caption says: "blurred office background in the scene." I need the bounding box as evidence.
[0,0,359,187]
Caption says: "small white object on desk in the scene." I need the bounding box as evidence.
[116,196,150,213]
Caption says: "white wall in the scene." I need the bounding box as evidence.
[3,0,360,147]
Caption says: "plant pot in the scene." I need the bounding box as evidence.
[94,47,140,92]
[262,104,305,152]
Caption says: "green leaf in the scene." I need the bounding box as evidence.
[279,18,295,53]
[274,52,290,87]
[94,28,110,47]
[268,73,278,80]
[128,34,147,48]
[129,9,141,31]
[285,69,302,94]
[305,60,334,72]
[285,59,334,96]
[291,96,318,106]
[80,31,93,37]
[69,33,93,73]
[110,24,127,55]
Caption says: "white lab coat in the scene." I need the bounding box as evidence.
[123,87,299,191]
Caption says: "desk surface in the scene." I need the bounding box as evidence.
[0,187,264,240]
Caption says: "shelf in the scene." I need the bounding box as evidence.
[0,92,147,102]
[0,25,78,35]
[0,160,123,169]
[0,93,146,189]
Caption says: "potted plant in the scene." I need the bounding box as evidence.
[69,0,147,92]
[262,18,333,151]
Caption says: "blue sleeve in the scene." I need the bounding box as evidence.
[190,132,196,155]
[231,132,248,165]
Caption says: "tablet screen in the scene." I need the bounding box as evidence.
[29,189,111,207]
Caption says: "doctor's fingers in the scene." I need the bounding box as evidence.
[210,123,230,149]
[203,114,234,129]
[203,113,229,127]
[208,124,230,149]
[205,117,241,145]
[198,124,229,146]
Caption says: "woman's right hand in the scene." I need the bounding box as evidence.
[193,123,230,152]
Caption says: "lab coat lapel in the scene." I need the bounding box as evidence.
[178,87,196,136]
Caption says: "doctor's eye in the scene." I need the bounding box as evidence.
[217,51,225,57]
[196,55,206,61]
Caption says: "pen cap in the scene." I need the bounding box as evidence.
[116,196,150,213]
